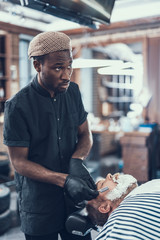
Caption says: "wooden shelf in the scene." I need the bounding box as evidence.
[0,98,6,102]
[107,96,134,103]
[0,76,8,80]
[102,79,134,89]
[11,55,19,59]
[0,54,6,58]
[0,34,11,112]
[100,73,134,117]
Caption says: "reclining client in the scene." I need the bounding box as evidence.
[86,173,160,240]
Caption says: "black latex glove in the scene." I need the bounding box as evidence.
[64,175,99,204]
[69,158,97,190]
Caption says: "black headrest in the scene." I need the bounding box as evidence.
[65,208,99,236]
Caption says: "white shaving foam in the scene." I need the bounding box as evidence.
[106,174,137,201]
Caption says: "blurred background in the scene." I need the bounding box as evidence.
[0,0,160,238]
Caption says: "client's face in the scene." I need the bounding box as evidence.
[97,173,137,201]
[86,173,137,226]
[96,173,119,198]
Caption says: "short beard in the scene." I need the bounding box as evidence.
[54,87,67,95]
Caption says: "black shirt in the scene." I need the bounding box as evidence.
[3,76,87,235]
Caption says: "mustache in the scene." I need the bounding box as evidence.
[59,80,70,85]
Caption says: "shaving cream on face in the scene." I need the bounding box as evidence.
[106,174,137,201]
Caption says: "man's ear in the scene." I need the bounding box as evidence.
[33,60,41,72]
[98,203,111,214]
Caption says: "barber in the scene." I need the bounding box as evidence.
[3,31,98,240]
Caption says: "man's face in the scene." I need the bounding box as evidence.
[86,174,120,226]
[86,173,137,226]
[37,50,73,95]
[87,173,119,214]
[97,173,119,198]
[89,173,137,206]
[97,173,137,201]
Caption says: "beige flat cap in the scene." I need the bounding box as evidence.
[28,31,72,58]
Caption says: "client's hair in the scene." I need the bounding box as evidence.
[86,182,138,226]
[86,203,108,226]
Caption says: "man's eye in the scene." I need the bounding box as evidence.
[101,182,105,188]
[55,67,62,71]
[98,181,104,189]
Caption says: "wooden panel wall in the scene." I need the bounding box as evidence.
[10,33,20,95]
[147,37,160,123]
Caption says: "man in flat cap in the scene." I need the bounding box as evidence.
[3,31,98,240]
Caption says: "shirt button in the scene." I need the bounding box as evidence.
[54,98,56,102]
[57,118,60,121]
[59,137,61,140]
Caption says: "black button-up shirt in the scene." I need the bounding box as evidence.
[3,76,87,235]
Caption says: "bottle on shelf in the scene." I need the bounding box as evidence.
[0,87,4,98]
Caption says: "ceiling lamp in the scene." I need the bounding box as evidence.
[72,58,123,69]
[97,62,136,75]
[98,68,135,76]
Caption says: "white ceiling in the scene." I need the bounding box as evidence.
[0,0,160,31]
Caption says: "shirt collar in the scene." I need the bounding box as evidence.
[31,74,68,98]
[31,75,52,98]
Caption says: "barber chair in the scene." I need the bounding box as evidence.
[146,123,160,179]
[65,206,100,236]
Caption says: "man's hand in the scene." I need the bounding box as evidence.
[69,158,96,190]
[64,175,99,204]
